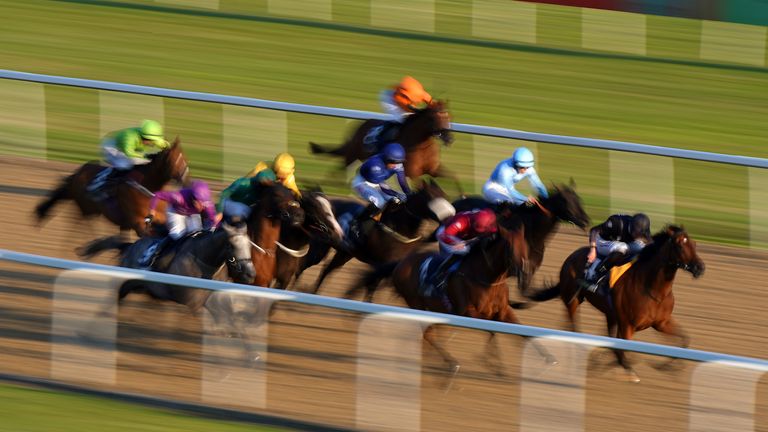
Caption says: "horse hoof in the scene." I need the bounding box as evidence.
[617,369,640,383]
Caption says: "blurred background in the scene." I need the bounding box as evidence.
[1,1,767,431]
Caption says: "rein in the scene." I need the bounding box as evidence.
[378,223,423,244]
[275,241,310,257]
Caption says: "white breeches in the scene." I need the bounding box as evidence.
[166,208,202,240]
[482,181,525,205]
[352,175,392,209]
[101,138,149,170]
[379,92,410,123]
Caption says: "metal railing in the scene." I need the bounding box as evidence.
[2,248,766,371]
[2,69,767,168]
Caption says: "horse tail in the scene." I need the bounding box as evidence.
[309,141,346,157]
[76,235,132,259]
[520,280,562,303]
[35,175,72,223]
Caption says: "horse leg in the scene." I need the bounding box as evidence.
[423,325,460,391]
[614,325,640,382]
[204,299,261,366]
[565,298,580,333]
[311,250,352,294]
[651,317,689,371]
[483,332,506,377]
[499,305,558,366]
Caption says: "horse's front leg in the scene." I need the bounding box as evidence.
[311,250,353,295]
[614,324,640,382]
[651,317,689,371]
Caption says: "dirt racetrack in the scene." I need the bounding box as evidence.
[1,156,766,431]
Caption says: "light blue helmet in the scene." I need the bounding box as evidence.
[512,147,535,168]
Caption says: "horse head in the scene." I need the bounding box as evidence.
[662,225,705,278]
[300,189,344,244]
[220,216,257,283]
[405,99,453,146]
[541,181,590,229]
[405,179,455,223]
[264,183,305,228]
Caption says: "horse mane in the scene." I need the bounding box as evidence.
[636,225,685,262]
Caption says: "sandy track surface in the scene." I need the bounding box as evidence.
[0,156,766,431]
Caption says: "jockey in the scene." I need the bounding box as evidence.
[366,76,432,151]
[140,180,219,268]
[353,143,411,218]
[246,153,301,198]
[483,147,548,205]
[582,212,652,293]
[430,208,498,291]
[87,120,169,199]
[217,169,277,218]
[342,143,411,247]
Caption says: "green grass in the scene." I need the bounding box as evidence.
[0,383,294,432]
[1,0,767,246]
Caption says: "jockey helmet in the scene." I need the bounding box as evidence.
[273,153,295,178]
[395,76,431,106]
[139,120,166,145]
[631,213,651,239]
[512,147,535,168]
[382,143,406,164]
[360,158,389,184]
[189,180,211,203]
[472,208,497,233]
[254,168,277,185]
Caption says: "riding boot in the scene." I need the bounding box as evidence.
[432,254,460,292]
[341,203,381,251]
[139,236,173,269]
[87,167,114,200]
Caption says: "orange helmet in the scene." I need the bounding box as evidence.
[394,76,431,110]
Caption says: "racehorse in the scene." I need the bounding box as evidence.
[308,100,462,193]
[453,182,590,296]
[245,183,306,287]
[273,189,344,289]
[357,220,555,376]
[77,217,260,362]
[301,179,455,297]
[525,225,704,382]
[35,137,189,236]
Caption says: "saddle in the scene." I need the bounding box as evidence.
[363,121,399,153]
[87,166,135,202]
[138,231,206,270]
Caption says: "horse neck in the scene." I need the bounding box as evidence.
[140,155,172,190]
[401,111,436,145]
[191,230,230,270]
[381,204,422,236]
[634,242,678,299]
[250,208,281,249]
[522,207,557,259]
[280,224,308,247]
[467,236,511,284]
